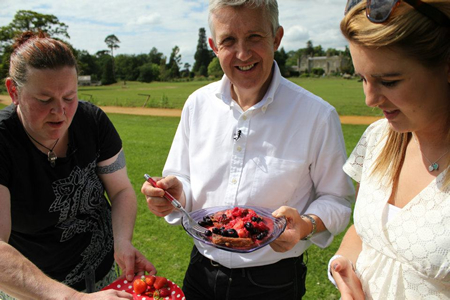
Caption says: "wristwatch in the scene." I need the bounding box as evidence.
[301,214,316,240]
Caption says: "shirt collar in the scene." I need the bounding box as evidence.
[215,60,282,114]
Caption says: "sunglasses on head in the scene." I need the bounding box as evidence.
[345,0,450,26]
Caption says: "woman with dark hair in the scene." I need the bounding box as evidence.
[0,31,155,299]
[328,1,450,299]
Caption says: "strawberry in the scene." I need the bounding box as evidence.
[232,219,244,230]
[153,276,168,289]
[152,287,170,300]
[133,276,147,295]
[158,287,171,297]
[145,275,156,287]
[236,228,248,238]
[231,207,242,217]
[145,286,156,297]
[145,285,156,296]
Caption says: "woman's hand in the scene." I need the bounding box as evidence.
[330,256,364,300]
[114,240,157,282]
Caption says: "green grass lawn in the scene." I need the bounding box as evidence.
[78,80,207,109]
[289,77,377,117]
[109,113,367,300]
[78,77,382,117]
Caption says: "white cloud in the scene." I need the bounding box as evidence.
[126,14,162,28]
[282,25,310,50]
[1,0,350,65]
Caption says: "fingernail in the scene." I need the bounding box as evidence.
[333,263,338,271]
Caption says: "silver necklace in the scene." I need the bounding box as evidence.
[413,134,449,172]
[24,129,60,167]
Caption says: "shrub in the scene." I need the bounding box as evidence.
[311,68,325,76]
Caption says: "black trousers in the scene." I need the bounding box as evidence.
[182,246,307,300]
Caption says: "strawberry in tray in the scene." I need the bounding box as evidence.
[198,207,273,249]
[101,275,185,300]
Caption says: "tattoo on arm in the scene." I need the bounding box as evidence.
[97,150,126,174]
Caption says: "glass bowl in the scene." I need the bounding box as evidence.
[182,205,287,253]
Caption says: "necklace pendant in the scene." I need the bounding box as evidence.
[428,163,439,172]
[48,151,57,168]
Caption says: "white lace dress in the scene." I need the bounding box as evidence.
[343,119,450,299]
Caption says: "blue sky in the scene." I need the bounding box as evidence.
[0,0,349,66]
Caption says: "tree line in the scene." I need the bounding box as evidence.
[0,10,352,88]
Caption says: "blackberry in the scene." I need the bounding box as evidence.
[227,228,238,238]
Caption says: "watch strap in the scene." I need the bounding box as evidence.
[301,214,316,240]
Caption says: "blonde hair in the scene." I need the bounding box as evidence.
[341,0,450,188]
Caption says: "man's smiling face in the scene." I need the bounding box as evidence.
[208,4,283,102]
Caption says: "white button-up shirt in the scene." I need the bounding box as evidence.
[164,62,355,268]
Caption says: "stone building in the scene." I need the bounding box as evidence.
[78,75,92,86]
[297,54,350,75]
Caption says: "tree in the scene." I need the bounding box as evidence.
[104,34,120,58]
[148,47,163,65]
[193,27,213,77]
[104,34,120,78]
[101,56,116,85]
[326,48,340,57]
[0,10,69,50]
[341,46,354,74]
[181,62,191,78]
[117,53,150,81]
[306,40,314,57]
[313,45,325,57]
[115,54,134,82]
[138,63,160,83]
[285,49,299,68]
[274,47,289,76]
[159,56,168,81]
[207,57,223,78]
[77,50,99,78]
[0,10,70,79]
[167,45,181,79]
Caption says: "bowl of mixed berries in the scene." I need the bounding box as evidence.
[183,206,287,253]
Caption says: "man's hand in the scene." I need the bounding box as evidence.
[330,256,364,300]
[269,206,305,252]
[114,240,157,282]
[141,176,184,217]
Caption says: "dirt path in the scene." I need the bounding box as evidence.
[0,95,381,125]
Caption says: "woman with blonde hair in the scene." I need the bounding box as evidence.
[328,0,450,299]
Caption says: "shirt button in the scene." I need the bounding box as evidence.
[231,178,237,184]
[237,146,242,152]
[242,115,247,120]
[262,106,267,112]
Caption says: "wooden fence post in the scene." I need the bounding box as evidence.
[139,94,151,108]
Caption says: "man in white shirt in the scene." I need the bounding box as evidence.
[141,0,355,299]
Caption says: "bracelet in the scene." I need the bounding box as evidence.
[300,214,316,240]
[327,254,355,288]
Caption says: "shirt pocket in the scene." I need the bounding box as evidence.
[249,156,309,208]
